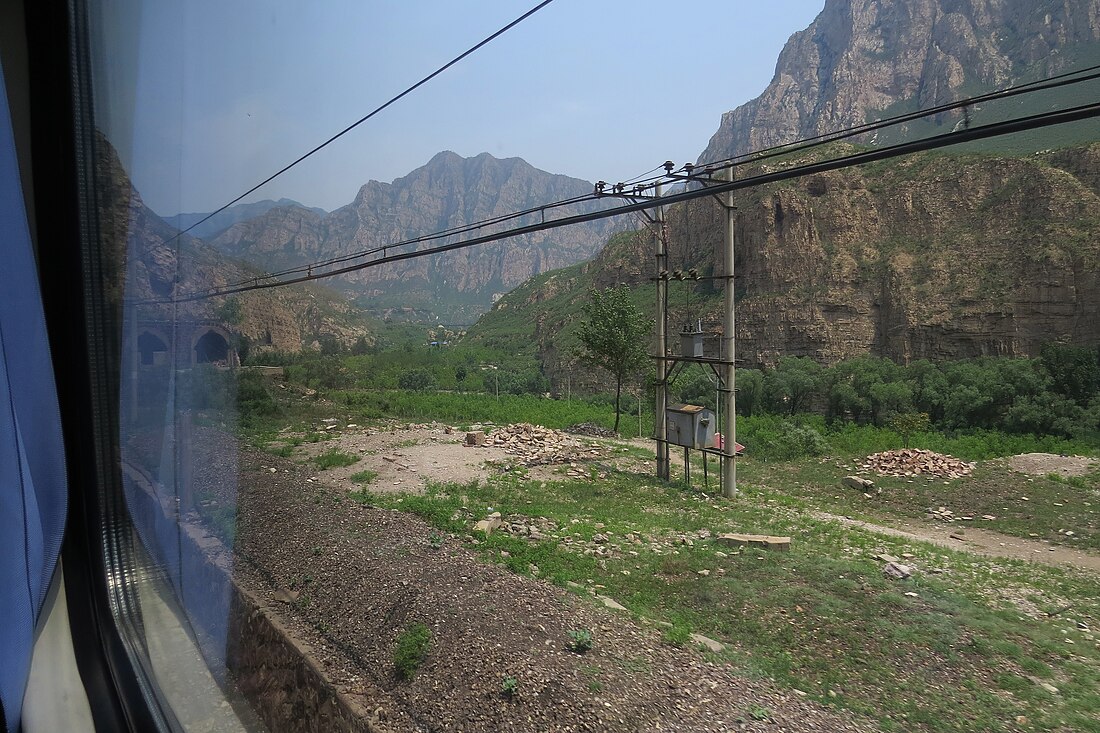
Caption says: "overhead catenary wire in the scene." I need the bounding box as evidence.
[168,0,557,244]
[162,98,1100,304]
[174,63,1100,300]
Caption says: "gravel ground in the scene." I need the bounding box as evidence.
[1001,452,1098,478]
[222,439,878,732]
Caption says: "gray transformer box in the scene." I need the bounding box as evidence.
[665,403,715,450]
[680,326,704,358]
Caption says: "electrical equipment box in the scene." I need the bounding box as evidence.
[679,321,704,358]
[666,403,715,450]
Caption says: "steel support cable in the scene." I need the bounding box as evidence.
[164,100,1100,303]
[182,67,1100,298]
[165,0,557,244]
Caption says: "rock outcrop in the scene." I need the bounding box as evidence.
[211,151,619,323]
[699,0,1100,164]
[470,146,1100,374]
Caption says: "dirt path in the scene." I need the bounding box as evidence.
[298,427,1100,574]
[294,423,508,492]
[812,511,1100,573]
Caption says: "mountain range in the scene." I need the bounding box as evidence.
[205,151,620,324]
[139,0,1100,363]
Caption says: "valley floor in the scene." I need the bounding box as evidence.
[189,410,1100,732]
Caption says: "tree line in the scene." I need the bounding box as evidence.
[675,343,1100,439]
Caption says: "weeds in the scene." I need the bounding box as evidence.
[501,676,518,698]
[567,629,593,653]
[394,623,432,680]
[662,625,692,647]
[313,449,359,470]
[350,469,378,485]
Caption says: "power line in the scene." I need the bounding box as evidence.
[164,99,1100,303]
[169,0,557,243]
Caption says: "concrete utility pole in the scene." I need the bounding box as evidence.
[721,177,737,498]
[654,181,671,481]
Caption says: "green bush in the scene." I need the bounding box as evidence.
[740,416,829,461]
[566,629,593,653]
[394,623,432,679]
[397,368,436,392]
[237,371,282,424]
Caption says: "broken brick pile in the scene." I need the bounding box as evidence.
[861,449,974,479]
[470,423,605,466]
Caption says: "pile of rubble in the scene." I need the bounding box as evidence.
[861,449,974,479]
[565,422,619,438]
[927,506,997,523]
[467,423,605,466]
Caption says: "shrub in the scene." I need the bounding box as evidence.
[567,629,593,653]
[397,368,436,392]
[394,623,432,680]
[740,416,829,461]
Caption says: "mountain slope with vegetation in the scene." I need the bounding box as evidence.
[466,145,1100,380]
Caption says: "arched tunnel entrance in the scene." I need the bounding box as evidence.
[193,330,230,364]
[137,331,168,366]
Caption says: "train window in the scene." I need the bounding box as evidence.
[12,0,1096,731]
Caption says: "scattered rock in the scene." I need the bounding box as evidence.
[464,431,486,446]
[883,562,912,580]
[716,533,791,552]
[842,476,875,491]
[474,513,502,535]
[690,633,725,653]
[597,595,628,612]
[565,422,618,438]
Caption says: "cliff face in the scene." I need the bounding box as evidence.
[699,0,1100,164]
[474,147,1100,372]
[718,149,1100,365]
[211,151,618,323]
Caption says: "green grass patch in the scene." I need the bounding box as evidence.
[312,449,359,470]
[350,469,378,485]
[393,623,432,680]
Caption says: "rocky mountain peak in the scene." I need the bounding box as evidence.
[699,0,1100,164]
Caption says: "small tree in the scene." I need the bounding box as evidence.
[889,412,930,448]
[576,285,651,432]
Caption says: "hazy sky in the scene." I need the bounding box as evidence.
[110,1,826,216]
